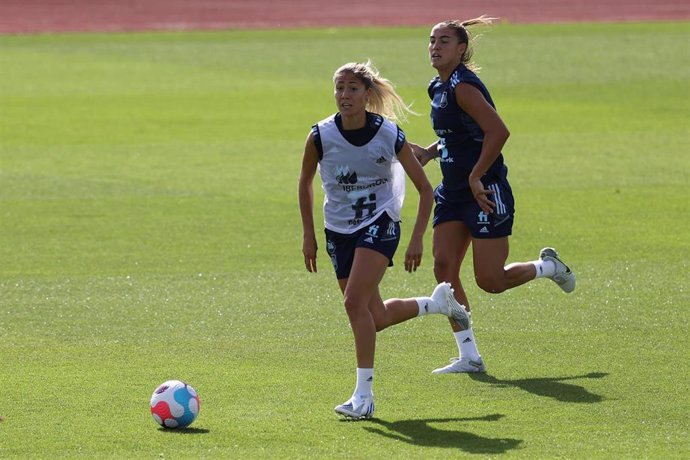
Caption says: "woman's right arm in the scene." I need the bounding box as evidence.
[298,132,320,273]
[455,82,510,214]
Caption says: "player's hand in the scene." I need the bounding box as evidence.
[404,237,423,273]
[302,237,318,273]
[469,177,495,215]
[409,143,432,166]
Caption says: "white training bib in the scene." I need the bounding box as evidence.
[317,114,405,234]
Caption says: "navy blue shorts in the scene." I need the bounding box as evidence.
[432,179,515,239]
[324,213,401,279]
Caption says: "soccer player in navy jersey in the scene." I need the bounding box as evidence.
[298,61,469,419]
[411,18,576,374]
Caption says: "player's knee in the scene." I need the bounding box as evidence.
[343,295,367,317]
[433,258,455,281]
[367,308,388,331]
[475,274,507,294]
[374,321,389,332]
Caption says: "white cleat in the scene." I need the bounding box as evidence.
[334,394,375,420]
[540,247,576,293]
[431,282,470,330]
[432,357,486,374]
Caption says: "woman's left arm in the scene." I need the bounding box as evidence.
[455,83,510,214]
[397,143,434,272]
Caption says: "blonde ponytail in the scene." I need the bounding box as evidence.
[333,60,417,123]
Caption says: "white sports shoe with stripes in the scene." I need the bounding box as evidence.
[431,282,470,330]
[432,357,486,374]
[335,394,375,420]
[540,247,576,293]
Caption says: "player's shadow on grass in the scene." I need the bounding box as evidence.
[362,414,521,454]
[469,372,608,403]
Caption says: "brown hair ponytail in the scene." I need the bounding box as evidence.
[437,15,498,72]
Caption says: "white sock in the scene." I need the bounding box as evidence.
[454,329,481,361]
[415,297,442,316]
[532,259,556,278]
[353,368,373,397]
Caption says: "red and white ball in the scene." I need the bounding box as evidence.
[150,380,200,428]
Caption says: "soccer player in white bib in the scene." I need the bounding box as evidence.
[298,61,469,419]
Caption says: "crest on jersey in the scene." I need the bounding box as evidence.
[439,91,448,108]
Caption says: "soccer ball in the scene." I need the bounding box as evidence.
[150,380,200,428]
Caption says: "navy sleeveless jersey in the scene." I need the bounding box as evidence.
[428,64,506,196]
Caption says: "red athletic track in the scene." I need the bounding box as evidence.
[0,0,688,34]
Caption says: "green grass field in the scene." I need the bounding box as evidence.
[1,21,689,458]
